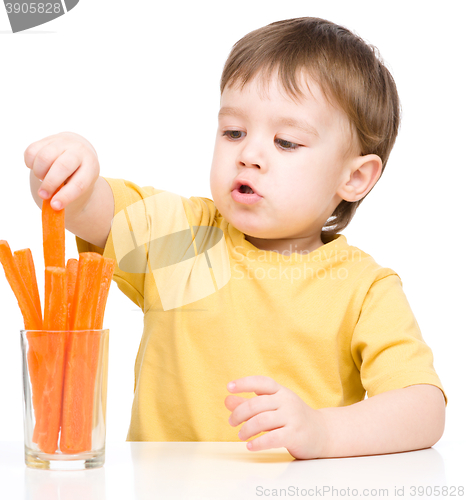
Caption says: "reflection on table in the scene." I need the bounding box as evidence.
[0,440,462,500]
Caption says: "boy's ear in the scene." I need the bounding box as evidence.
[337,154,383,202]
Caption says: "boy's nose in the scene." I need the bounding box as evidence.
[237,140,266,170]
[238,158,261,169]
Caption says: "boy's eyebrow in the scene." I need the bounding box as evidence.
[218,106,320,138]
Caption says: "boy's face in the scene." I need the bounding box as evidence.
[210,72,360,253]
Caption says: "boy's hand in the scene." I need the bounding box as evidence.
[225,376,329,459]
[24,132,114,248]
[24,131,100,211]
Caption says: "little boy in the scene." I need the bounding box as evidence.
[25,17,446,460]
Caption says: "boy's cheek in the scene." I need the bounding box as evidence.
[210,165,230,198]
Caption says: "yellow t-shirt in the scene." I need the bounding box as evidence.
[77,178,447,442]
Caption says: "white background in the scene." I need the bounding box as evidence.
[0,0,464,445]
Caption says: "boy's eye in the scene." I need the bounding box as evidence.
[276,138,299,151]
[223,130,244,140]
[222,131,300,150]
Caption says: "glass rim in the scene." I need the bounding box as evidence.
[20,328,109,334]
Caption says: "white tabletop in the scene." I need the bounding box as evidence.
[0,439,464,499]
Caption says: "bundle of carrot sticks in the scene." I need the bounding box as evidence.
[0,188,115,455]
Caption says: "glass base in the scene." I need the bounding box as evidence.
[25,446,105,470]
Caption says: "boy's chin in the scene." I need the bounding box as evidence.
[219,207,279,240]
[242,229,280,242]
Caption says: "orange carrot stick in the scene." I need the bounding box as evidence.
[94,258,116,330]
[70,253,103,331]
[42,185,65,269]
[65,258,78,331]
[0,242,43,443]
[60,253,103,454]
[43,268,67,335]
[86,257,115,439]
[0,240,42,330]
[29,330,48,446]
[35,267,67,454]
[14,248,42,323]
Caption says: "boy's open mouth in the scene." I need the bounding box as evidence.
[231,179,262,205]
[231,178,262,200]
[239,185,255,194]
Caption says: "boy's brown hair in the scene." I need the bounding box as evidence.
[220,17,401,240]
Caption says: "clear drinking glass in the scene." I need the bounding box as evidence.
[20,329,109,470]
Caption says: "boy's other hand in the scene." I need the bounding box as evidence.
[225,376,329,459]
[24,131,100,211]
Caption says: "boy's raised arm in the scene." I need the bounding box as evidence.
[25,132,114,249]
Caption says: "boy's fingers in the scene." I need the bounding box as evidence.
[246,428,285,452]
[227,376,280,396]
[30,141,67,182]
[224,395,247,412]
[24,135,60,170]
[38,149,82,201]
[49,158,97,210]
[238,410,284,442]
[229,394,279,427]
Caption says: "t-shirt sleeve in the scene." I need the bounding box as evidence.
[76,177,220,311]
[350,273,447,405]
[76,178,156,309]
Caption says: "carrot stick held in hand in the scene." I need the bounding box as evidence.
[42,185,65,269]
[31,182,66,450]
